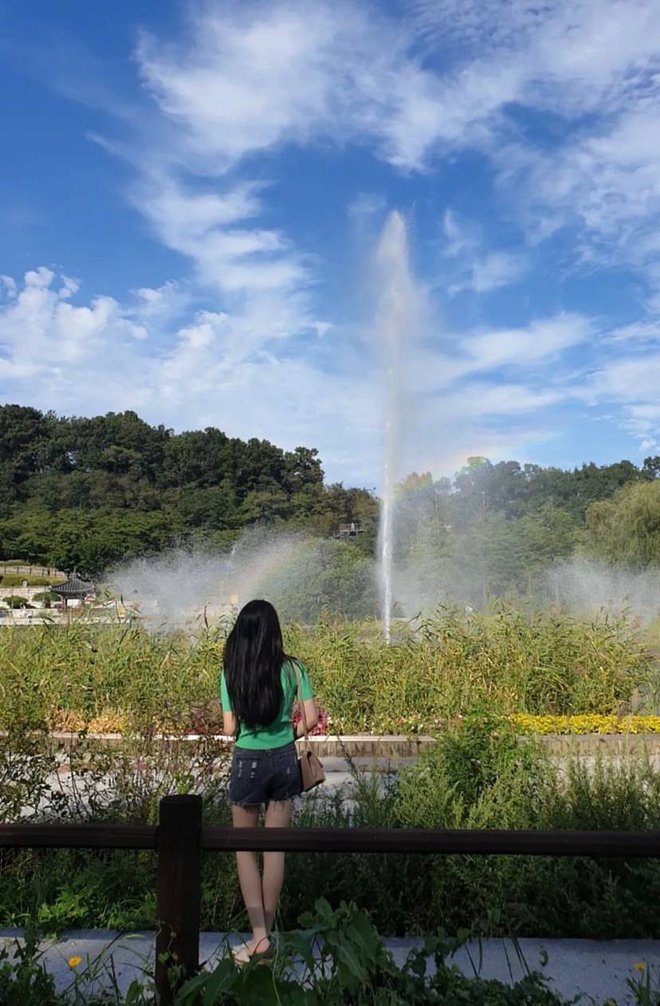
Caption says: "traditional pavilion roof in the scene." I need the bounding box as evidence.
[51,573,95,597]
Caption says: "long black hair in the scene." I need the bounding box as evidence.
[223,599,289,730]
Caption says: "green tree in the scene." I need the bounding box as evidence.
[283,446,324,493]
[583,481,660,568]
[237,489,292,525]
[0,405,59,505]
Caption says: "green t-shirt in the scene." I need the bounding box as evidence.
[220,658,314,750]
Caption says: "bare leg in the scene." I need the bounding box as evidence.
[262,799,292,935]
[231,804,268,953]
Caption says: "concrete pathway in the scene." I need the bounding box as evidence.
[1,929,660,1004]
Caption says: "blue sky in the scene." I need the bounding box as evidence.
[2,0,660,488]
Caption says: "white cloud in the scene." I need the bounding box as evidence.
[412,314,590,389]
[136,3,357,169]
[441,211,528,294]
[0,268,381,482]
[134,177,308,297]
[469,252,527,293]
[514,105,660,251]
[589,353,660,402]
[121,0,660,420]
[310,321,332,338]
[442,209,477,258]
[134,0,529,180]
[575,352,660,452]
[448,251,528,295]
[0,276,17,298]
[607,320,660,344]
[410,0,660,115]
[466,314,590,369]
[25,267,55,289]
[0,270,149,376]
[130,281,188,327]
[442,382,563,416]
[404,0,660,305]
[409,0,560,54]
[623,403,660,452]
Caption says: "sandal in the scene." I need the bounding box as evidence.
[230,938,272,966]
[230,943,251,965]
[250,940,274,964]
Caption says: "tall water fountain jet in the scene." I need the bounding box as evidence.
[375,211,419,642]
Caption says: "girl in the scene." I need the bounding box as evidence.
[220,599,319,963]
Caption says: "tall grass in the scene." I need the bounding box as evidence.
[4,714,660,939]
[0,607,654,734]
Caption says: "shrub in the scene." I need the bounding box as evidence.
[31,591,59,609]
[3,595,30,609]
[3,717,660,939]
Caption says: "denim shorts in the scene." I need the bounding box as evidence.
[228,741,301,807]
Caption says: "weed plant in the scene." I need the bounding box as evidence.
[4,714,660,940]
[11,898,657,1005]
[0,607,654,736]
[2,609,660,944]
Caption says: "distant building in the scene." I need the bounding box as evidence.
[336,522,362,538]
[51,573,96,609]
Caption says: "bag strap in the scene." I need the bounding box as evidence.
[293,659,312,754]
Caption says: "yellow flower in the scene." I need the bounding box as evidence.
[67,955,82,968]
[634,961,646,972]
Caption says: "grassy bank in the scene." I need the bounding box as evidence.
[0,608,655,735]
[2,713,660,939]
[2,609,660,941]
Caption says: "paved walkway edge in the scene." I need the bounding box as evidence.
[1,930,659,1004]
[7,732,660,758]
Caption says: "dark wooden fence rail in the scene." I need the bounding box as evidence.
[2,795,660,1004]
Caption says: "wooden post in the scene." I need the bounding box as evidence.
[155,795,202,1004]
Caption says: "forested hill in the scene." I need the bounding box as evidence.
[0,404,658,576]
[0,404,377,572]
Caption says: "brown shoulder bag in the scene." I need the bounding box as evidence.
[294,661,325,791]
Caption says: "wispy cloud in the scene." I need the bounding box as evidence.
[447,251,528,295]
[465,314,590,370]
[441,211,529,294]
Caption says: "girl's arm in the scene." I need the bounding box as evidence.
[294,697,319,737]
[220,672,237,736]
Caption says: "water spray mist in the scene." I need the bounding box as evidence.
[375,211,417,642]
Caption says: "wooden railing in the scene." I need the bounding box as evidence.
[2,796,660,1003]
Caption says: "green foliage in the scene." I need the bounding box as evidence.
[6,899,636,1005]
[0,928,60,1006]
[5,710,660,942]
[583,481,660,569]
[32,591,59,607]
[261,538,378,621]
[292,608,653,732]
[176,898,577,1005]
[3,594,31,608]
[395,709,543,813]
[0,405,377,574]
[2,404,659,582]
[0,609,653,738]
